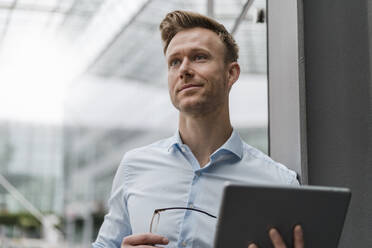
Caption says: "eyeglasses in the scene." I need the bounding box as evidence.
[149,207,217,233]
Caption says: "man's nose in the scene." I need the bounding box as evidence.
[179,58,193,79]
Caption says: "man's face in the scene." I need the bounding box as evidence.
[166,27,234,116]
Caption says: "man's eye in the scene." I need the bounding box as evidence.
[169,59,181,67]
[194,54,207,60]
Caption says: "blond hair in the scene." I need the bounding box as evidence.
[159,10,239,63]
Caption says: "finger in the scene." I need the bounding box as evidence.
[248,243,258,248]
[269,228,286,248]
[122,243,158,248]
[122,233,169,246]
[136,246,161,248]
[293,225,304,248]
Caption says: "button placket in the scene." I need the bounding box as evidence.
[181,146,187,153]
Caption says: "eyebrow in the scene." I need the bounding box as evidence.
[167,48,211,59]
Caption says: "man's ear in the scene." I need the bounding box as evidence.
[227,62,240,89]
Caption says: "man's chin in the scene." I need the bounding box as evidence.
[177,101,210,115]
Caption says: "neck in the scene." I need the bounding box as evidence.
[178,106,233,167]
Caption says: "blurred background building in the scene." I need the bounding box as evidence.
[0,122,63,214]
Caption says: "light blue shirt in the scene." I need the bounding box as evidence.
[93,130,299,248]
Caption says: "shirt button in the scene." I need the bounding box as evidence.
[182,241,187,247]
[189,203,194,208]
[181,146,186,153]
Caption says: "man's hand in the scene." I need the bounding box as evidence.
[248,225,304,248]
[121,233,169,247]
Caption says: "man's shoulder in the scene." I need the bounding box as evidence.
[241,142,275,166]
[122,135,174,160]
[240,141,298,184]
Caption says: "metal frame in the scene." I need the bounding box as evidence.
[231,0,255,35]
[267,0,308,183]
[207,0,214,18]
[86,0,153,72]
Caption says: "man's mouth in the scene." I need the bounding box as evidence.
[178,84,203,92]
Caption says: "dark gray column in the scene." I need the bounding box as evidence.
[268,0,372,246]
[303,0,372,247]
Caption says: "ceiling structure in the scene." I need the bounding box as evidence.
[0,0,267,87]
[0,0,104,45]
[87,0,267,85]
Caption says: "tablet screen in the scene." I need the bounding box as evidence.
[214,184,351,248]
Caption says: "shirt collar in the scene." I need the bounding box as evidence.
[216,129,244,159]
[167,129,244,159]
[167,130,183,152]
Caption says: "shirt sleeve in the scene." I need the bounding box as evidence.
[92,159,132,248]
[289,171,300,185]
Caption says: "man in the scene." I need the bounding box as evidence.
[93,10,304,248]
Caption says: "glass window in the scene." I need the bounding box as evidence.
[0,0,269,246]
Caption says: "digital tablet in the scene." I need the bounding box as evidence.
[214,184,351,248]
